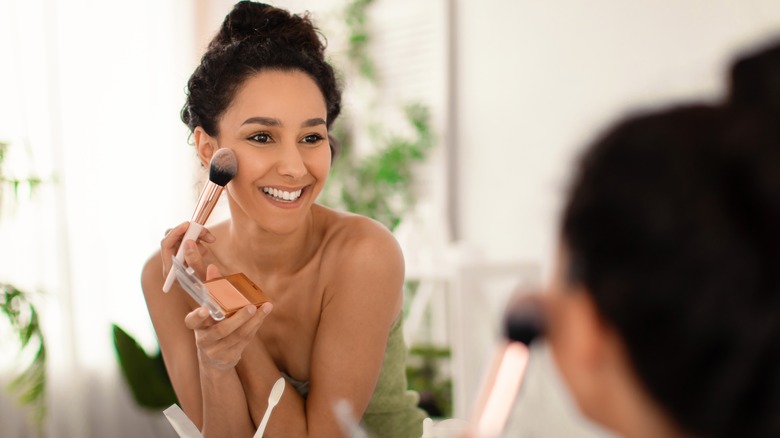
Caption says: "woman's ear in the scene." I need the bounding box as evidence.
[550,286,608,370]
[193,127,217,167]
[546,285,618,423]
[576,291,612,368]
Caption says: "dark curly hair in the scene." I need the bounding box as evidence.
[181,1,342,154]
[561,38,780,437]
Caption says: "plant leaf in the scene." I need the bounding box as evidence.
[112,324,177,410]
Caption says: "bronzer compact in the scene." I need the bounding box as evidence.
[172,256,269,320]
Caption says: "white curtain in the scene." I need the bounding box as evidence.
[0,0,199,436]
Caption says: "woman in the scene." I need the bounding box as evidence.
[544,39,780,437]
[141,2,426,437]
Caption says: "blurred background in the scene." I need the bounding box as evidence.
[1,0,780,436]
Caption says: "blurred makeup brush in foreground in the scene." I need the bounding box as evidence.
[334,399,370,438]
[467,291,546,438]
[163,148,238,292]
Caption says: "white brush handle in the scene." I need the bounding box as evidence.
[162,222,204,292]
[255,378,285,438]
[255,407,273,437]
[163,404,203,438]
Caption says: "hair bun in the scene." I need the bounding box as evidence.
[209,1,324,57]
[728,37,780,114]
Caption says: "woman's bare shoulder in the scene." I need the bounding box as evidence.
[314,205,404,300]
[311,206,403,341]
[315,204,402,259]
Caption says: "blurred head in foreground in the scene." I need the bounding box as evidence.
[546,38,780,438]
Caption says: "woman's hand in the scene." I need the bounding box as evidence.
[160,221,218,280]
[185,264,273,371]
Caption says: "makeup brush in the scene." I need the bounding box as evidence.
[333,399,370,438]
[162,148,238,293]
[468,293,545,437]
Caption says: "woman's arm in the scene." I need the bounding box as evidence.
[141,223,271,437]
[185,297,269,437]
[236,218,404,437]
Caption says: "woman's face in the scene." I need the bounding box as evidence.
[214,69,331,234]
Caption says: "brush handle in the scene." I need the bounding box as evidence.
[255,407,273,438]
[255,378,285,438]
[162,222,204,292]
[469,342,530,437]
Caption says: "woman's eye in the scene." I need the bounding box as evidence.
[250,133,272,143]
[301,134,324,144]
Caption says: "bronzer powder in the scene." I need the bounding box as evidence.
[204,273,269,317]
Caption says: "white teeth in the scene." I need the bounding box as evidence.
[262,187,303,202]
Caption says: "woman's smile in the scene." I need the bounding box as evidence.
[260,185,307,207]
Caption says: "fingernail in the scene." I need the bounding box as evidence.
[261,302,273,314]
[198,307,208,317]
[247,305,257,315]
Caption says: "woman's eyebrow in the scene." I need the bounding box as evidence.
[242,116,280,126]
[240,117,326,128]
[301,117,326,128]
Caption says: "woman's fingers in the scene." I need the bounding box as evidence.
[208,305,260,339]
[184,307,213,330]
[161,221,189,247]
[160,222,216,277]
[223,304,273,341]
[161,221,189,251]
[160,222,189,276]
[182,240,205,278]
[191,304,273,369]
[199,227,216,243]
[205,264,222,281]
[188,304,268,340]
[162,221,215,244]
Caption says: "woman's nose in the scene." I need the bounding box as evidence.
[276,143,307,179]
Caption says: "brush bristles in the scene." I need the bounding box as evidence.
[504,296,545,345]
[209,148,238,186]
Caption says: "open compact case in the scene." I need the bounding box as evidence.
[171,256,269,321]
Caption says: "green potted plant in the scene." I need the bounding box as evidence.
[0,140,47,429]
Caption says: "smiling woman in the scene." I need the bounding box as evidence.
[141,2,426,437]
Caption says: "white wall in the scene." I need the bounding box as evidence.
[454,0,780,280]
